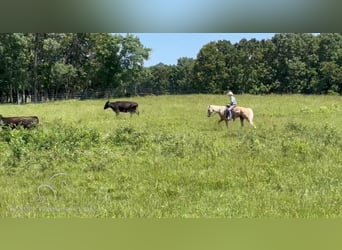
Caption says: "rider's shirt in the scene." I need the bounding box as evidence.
[230,96,237,106]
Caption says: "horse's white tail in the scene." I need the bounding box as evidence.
[245,108,256,128]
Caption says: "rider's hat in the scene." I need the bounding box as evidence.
[227,91,234,96]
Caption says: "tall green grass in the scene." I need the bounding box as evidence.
[0,95,341,218]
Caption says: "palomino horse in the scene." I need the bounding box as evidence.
[207,104,256,128]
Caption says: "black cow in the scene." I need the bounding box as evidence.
[104,100,139,116]
[0,115,39,129]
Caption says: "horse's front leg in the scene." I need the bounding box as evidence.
[218,118,225,124]
[240,117,244,127]
[221,117,229,127]
[218,117,228,127]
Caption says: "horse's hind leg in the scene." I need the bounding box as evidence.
[246,118,256,128]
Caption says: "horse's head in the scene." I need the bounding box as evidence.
[207,105,214,117]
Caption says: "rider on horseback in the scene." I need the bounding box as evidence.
[226,91,237,120]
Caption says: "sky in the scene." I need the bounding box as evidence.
[130,33,276,67]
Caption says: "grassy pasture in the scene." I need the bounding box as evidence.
[0,94,341,218]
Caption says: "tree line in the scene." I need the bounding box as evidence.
[141,33,341,96]
[0,33,341,103]
[0,33,150,103]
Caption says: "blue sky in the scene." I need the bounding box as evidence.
[130,33,276,67]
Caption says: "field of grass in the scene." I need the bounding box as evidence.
[0,94,341,218]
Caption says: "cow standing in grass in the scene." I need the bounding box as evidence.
[104,100,139,116]
[0,115,39,129]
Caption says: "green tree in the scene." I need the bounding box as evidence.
[317,33,342,94]
[51,62,77,99]
[27,33,47,102]
[270,33,319,93]
[148,63,173,94]
[173,57,195,93]
[117,34,151,95]
[0,33,30,103]
[234,38,273,94]
[318,61,342,94]
[194,40,236,93]
[60,33,93,97]
[40,33,65,99]
[87,33,121,91]
[88,33,150,96]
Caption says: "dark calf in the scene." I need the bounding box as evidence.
[0,115,39,129]
[104,100,139,116]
